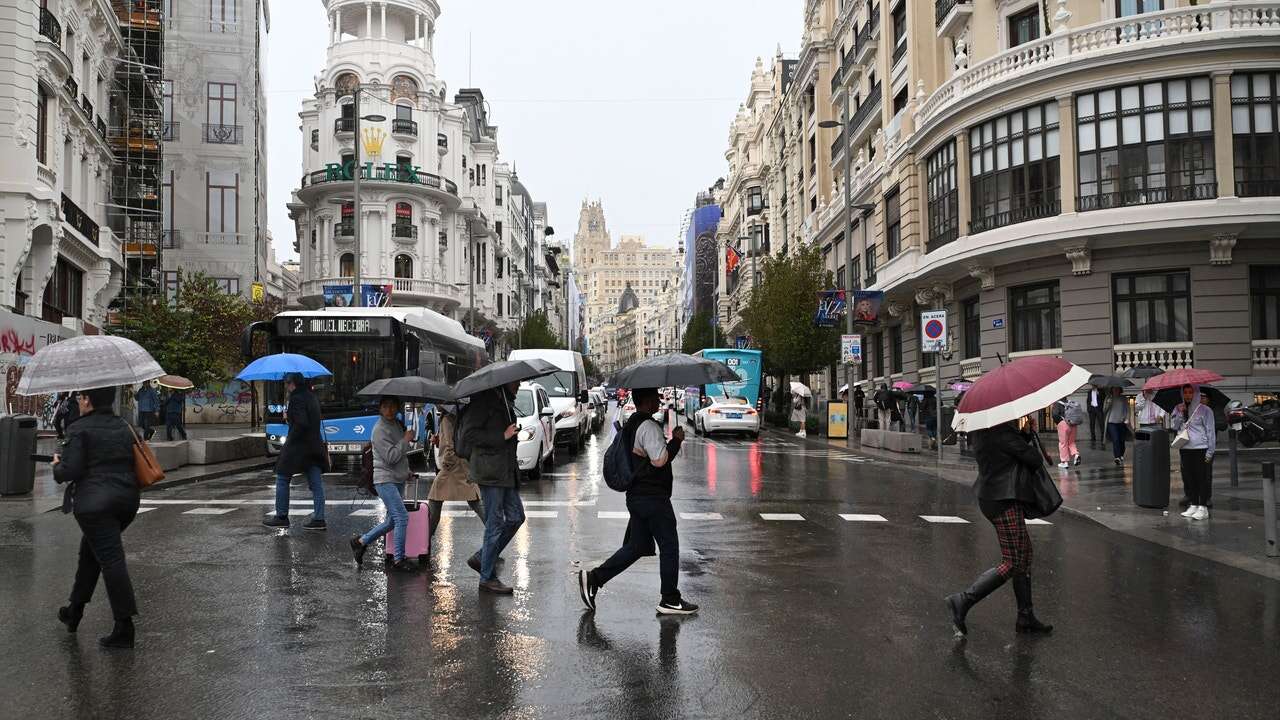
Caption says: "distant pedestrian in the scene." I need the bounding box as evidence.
[163,390,187,441]
[791,392,808,438]
[53,392,78,438]
[1087,386,1105,443]
[875,384,893,431]
[852,385,865,428]
[906,393,920,433]
[52,386,141,649]
[263,373,328,531]
[921,393,938,450]
[135,381,159,441]
[1136,388,1167,428]
[427,404,485,553]
[1051,398,1082,468]
[945,419,1053,637]
[1172,384,1216,521]
[578,387,697,615]
[463,383,524,594]
[350,397,418,571]
[1104,387,1130,465]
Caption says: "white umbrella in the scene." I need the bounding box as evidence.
[837,384,849,395]
[15,335,165,396]
[790,381,812,398]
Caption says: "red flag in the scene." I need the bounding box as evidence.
[726,245,741,273]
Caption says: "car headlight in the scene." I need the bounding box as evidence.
[557,409,576,421]
[518,428,535,441]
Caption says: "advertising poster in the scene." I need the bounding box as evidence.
[851,291,884,324]
[323,284,394,308]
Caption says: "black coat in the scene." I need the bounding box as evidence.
[276,387,327,476]
[53,410,140,515]
[461,387,519,488]
[970,423,1046,503]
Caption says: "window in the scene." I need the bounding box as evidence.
[970,100,1061,233]
[1010,282,1060,352]
[339,253,354,277]
[893,87,908,116]
[1076,77,1216,211]
[848,256,861,291]
[395,104,412,122]
[1231,72,1280,198]
[163,271,180,304]
[865,244,878,284]
[394,254,413,279]
[161,170,174,246]
[41,257,83,323]
[496,292,504,317]
[36,85,48,164]
[1115,0,1163,17]
[889,325,903,374]
[891,2,907,64]
[495,185,503,206]
[206,82,236,125]
[1113,271,1191,344]
[926,141,959,251]
[1008,7,1040,47]
[748,186,764,214]
[495,221,502,237]
[206,171,238,240]
[871,332,884,378]
[211,278,240,295]
[963,297,981,359]
[1253,266,1280,340]
[210,0,237,29]
[884,187,901,258]
[496,251,504,279]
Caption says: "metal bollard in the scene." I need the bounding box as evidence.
[1263,461,1278,559]
[1229,428,1239,488]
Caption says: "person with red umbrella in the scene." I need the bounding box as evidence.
[946,356,1090,637]
[1171,385,1218,521]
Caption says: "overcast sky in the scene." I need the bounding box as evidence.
[265,0,801,261]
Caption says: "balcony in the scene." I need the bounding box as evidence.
[63,75,78,100]
[298,166,460,206]
[39,6,62,44]
[334,117,355,134]
[1077,183,1216,212]
[935,0,973,39]
[203,123,243,144]
[1237,179,1280,198]
[194,232,250,245]
[1254,339,1280,370]
[96,116,108,139]
[61,194,99,246]
[336,221,354,238]
[1113,342,1194,373]
[855,7,880,66]
[391,118,418,137]
[892,38,907,67]
[161,121,178,141]
[969,199,1061,235]
[393,223,418,241]
[830,128,845,162]
[437,133,448,154]
[310,129,319,150]
[81,95,93,118]
[301,276,465,313]
[849,82,882,145]
[959,357,982,380]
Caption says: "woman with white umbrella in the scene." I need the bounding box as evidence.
[790,382,811,438]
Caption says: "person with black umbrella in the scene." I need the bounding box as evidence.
[463,382,525,594]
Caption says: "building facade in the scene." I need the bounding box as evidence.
[727,0,1280,398]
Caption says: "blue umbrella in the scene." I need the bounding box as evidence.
[236,353,332,381]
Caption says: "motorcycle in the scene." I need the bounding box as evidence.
[1226,397,1280,447]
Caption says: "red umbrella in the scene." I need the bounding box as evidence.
[952,356,1092,432]
[1142,368,1224,391]
[892,381,914,390]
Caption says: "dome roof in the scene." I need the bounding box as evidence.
[617,282,640,314]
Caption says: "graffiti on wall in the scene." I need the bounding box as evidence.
[0,311,75,426]
[186,381,253,424]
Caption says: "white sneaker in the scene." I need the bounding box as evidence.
[1191,506,1209,521]
[1181,505,1197,518]
[1057,462,1070,469]
[796,430,806,438]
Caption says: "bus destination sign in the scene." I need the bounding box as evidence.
[278,317,392,337]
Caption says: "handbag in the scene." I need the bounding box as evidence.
[1171,426,1191,450]
[128,423,165,488]
[1018,461,1063,519]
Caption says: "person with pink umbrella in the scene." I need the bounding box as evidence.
[1171,384,1218,521]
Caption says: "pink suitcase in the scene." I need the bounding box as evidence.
[385,474,430,561]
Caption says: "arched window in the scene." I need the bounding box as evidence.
[391,75,419,103]
[339,252,354,277]
[394,254,413,279]
[335,72,360,98]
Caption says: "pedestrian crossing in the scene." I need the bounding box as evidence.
[131,498,1054,527]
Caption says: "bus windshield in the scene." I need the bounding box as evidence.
[281,338,396,415]
[536,371,577,398]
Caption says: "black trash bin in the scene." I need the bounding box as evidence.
[0,414,39,496]
[1132,427,1170,508]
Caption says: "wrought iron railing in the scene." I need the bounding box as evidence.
[850,83,882,133]
[334,117,355,133]
[96,116,108,139]
[1077,183,1217,211]
[61,193,99,245]
[39,6,62,44]
[935,0,963,25]
[203,123,243,144]
[64,75,78,99]
[1237,179,1280,198]
[336,221,354,237]
[857,7,880,50]
[969,199,1062,234]
[81,95,93,117]
[301,167,459,196]
[393,223,418,239]
[391,119,418,136]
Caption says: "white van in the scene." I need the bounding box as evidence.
[507,349,590,453]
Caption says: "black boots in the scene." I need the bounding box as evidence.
[1013,575,1054,635]
[945,568,1008,636]
[58,603,85,632]
[99,618,135,649]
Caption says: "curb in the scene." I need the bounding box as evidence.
[144,460,277,493]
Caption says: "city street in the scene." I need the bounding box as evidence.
[3,414,1278,719]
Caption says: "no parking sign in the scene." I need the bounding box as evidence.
[921,311,947,353]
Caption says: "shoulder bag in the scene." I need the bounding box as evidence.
[128,422,165,488]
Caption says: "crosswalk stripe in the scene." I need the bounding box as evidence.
[524,510,559,518]
[1026,518,1053,525]
[920,515,970,524]
[680,512,723,520]
[135,507,157,514]
[840,513,888,522]
[597,511,629,519]
[183,507,236,515]
[348,508,380,517]
[760,513,805,521]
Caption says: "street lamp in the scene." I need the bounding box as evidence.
[348,85,385,307]
[819,114,875,449]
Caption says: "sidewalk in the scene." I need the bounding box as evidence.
[780,426,1280,581]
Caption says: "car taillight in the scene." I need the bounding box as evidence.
[709,409,721,415]
[745,408,757,415]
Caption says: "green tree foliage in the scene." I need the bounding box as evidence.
[741,244,841,380]
[115,273,256,389]
[511,310,564,351]
[680,311,727,354]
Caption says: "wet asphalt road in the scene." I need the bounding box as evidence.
[3,413,1279,719]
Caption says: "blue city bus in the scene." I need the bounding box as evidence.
[242,307,486,457]
[686,349,764,413]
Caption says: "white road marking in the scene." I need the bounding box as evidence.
[524,510,559,518]
[597,511,630,519]
[760,513,805,521]
[444,510,478,518]
[920,515,970,524]
[348,508,381,517]
[680,512,723,520]
[183,507,236,515]
[1026,518,1053,525]
[135,507,157,514]
[840,513,888,522]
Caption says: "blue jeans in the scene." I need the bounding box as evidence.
[1107,422,1127,460]
[275,466,325,520]
[592,495,681,604]
[478,485,524,581]
[361,482,408,560]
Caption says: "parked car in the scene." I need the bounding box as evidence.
[605,387,619,401]
[588,390,608,432]
[619,396,666,427]
[694,395,760,439]
[513,382,556,480]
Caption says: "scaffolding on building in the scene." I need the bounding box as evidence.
[108,0,164,313]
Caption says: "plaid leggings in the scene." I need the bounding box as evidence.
[991,502,1033,579]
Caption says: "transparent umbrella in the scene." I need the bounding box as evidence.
[15,335,165,396]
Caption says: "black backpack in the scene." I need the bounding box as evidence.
[358,443,376,496]
[603,416,655,493]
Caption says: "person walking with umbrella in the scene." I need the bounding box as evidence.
[350,396,418,571]
[463,382,525,594]
[427,402,485,552]
[263,373,329,531]
[1104,386,1130,465]
[163,389,187,441]
[1171,385,1216,521]
[945,356,1087,636]
[791,384,809,438]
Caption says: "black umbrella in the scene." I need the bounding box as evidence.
[451,358,561,398]
[1123,364,1164,380]
[1151,385,1230,429]
[608,353,737,389]
[1089,374,1132,389]
[904,383,936,395]
[357,376,453,403]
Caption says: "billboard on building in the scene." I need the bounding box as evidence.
[684,203,721,322]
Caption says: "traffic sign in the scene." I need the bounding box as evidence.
[251,282,265,303]
[841,334,862,365]
[921,310,947,353]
